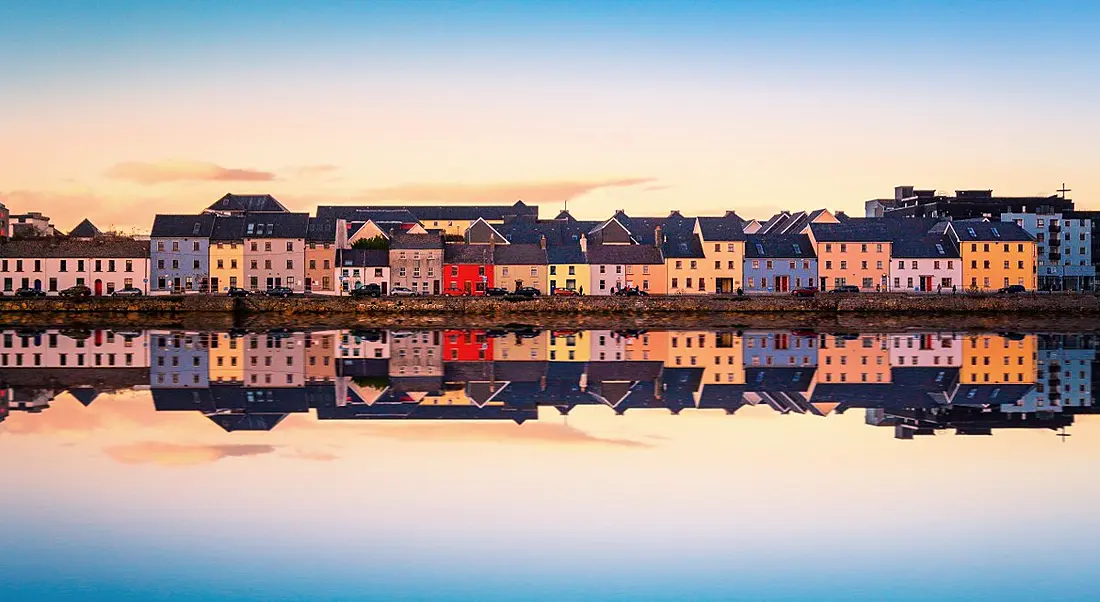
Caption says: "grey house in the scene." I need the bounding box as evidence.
[150,214,216,293]
[389,232,443,294]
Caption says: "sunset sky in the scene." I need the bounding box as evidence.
[2,0,1098,233]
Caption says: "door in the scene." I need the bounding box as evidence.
[775,275,789,293]
[382,282,388,295]
[464,281,472,295]
[210,277,219,293]
[94,279,103,295]
[921,276,932,292]
[434,280,440,295]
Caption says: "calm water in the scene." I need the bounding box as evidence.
[2,325,1098,601]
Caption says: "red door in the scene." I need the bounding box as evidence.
[94,279,103,295]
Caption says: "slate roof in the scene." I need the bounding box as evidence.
[547,244,586,264]
[890,234,960,258]
[497,219,599,245]
[206,193,288,214]
[150,214,216,238]
[243,213,310,238]
[493,243,547,265]
[390,232,443,250]
[316,207,421,224]
[337,249,389,267]
[586,243,664,265]
[697,216,746,241]
[306,217,338,243]
[68,219,101,238]
[317,201,536,222]
[744,234,817,259]
[0,237,151,258]
[807,218,912,242]
[444,243,493,264]
[661,217,705,259]
[950,221,1034,242]
[210,216,245,241]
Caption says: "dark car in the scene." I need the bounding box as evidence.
[351,283,382,298]
[829,285,861,294]
[485,287,509,297]
[552,288,580,296]
[111,287,143,297]
[263,286,294,298]
[791,287,817,298]
[226,287,251,297]
[613,287,649,297]
[512,286,542,298]
[15,287,46,298]
[59,284,92,297]
[998,284,1026,294]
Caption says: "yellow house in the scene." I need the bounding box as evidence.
[493,243,549,293]
[960,334,1037,385]
[950,221,1037,291]
[209,217,245,293]
[208,332,244,383]
[493,330,549,362]
[695,216,746,293]
[547,244,589,293]
[549,330,589,362]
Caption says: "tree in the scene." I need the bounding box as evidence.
[352,236,389,250]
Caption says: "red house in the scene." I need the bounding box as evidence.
[444,329,493,361]
[443,244,493,296]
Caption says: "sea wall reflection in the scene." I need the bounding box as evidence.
[0,327,1096,439]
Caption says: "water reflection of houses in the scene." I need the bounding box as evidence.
[0,328,150,414]
[3,327,1095,440]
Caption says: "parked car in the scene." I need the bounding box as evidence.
[15,287,46,298]
[226,287,251,297]
[829,285,861,294]
[390,286,418,297]
[263,286,294,298]
[442,287,469,297]
[613,287,648,297]
[59,285,92,297]
[485,287,509,297]
[552,288,580,296]
[997,284,1027,294]
[111,287,143,297]
[351,283,382,298]
[791,287,817,298]
[512,286,542,298]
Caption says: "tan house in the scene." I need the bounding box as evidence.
[243,213,309,292]
[695,215,746,293]
[389,232,443,295]
[493,242,548,293]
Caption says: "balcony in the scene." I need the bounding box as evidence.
[1049,253,1062,261]
[1049,224,1062,234]
[1049,237,1062,247]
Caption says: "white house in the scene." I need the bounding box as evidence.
[335,249,390,293]
[0,229,151,295]
[888,233,962,293]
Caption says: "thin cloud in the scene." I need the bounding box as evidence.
[105,160,276,184]
[103,442,278,466]
[352,177,659,204]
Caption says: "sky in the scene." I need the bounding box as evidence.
[2,0,1099,233]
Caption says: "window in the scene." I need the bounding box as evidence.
[568,266,575,275]
[172,241,179,251]
[95,260,102,272]
[217,259,224,269]
[530,267,538,277]
[286,241,294,251]
[125,260,133,272]
[264,260,272,269]
[752,260,759,269]
[193,260,200,269]
[862,277,873,289]
[549,265,556,275]
[287,260,293,269]
[839,261,847,270]
[690,261,697,269]
[861,244,867,252]
[265,242,272,252]
[861,261,867,269]
[193,241,200,251]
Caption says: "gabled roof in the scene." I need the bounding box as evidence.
[744,234,816,259]
[464,218,509,244]
[151,214,216,238]
[588,217,636,243]
[337,248,389,267]
[390,232,442,250]
[306,217,338,243]
[660,216,705,258]
[68,387,99,406]
[807,219,894,243]
[444,243,493,264]
[697,216,747,241]
[68,219,101,238]
[493,243,547,265]
[206,193,288,214]
[950,221,1034,242]
[586,243,663,265]
[210,216,245,241]
[243,213,310,238]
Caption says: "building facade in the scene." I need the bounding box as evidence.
[443,243,493,295]
[336,249,389,293]
[1002,212,1094,291]
[0,236,150,295]
[948,221,1036,291]
[807,222,891,292]
[150,214,215,293]
[209,216,244,293]
[743,234,817,293]
[493,243,548,293]
[389,233,443,294]
[243,213,309,292]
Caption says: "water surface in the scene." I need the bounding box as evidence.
[2,326,1098,601]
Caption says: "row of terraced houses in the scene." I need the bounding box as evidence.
[0,186,1095,295]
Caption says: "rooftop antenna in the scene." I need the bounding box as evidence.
[1058,426,1072,443]
[1057,183,1071,199]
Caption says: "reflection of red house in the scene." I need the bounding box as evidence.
[444,329,492,361]
[443,244,493,296]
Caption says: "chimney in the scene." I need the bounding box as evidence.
[539,234,546,250]
[654,225,662,248]
[579,233,587,254]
